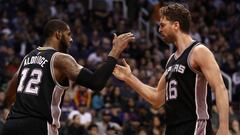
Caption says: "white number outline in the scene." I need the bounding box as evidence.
[166,80,178,100]
[17,68,43,95]
[17,68,30,92]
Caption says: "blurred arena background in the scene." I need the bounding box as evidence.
[0,0,240,135]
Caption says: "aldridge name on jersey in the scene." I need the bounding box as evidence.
[24,56,48,67]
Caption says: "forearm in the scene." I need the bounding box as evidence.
[215,86,229,128]
[76,56,117,91]
[125,74,159,106]
[108,48,121,59]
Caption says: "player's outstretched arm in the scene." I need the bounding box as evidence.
[191,45,229,135]
[54,33,135,91]
[113,59,166,108]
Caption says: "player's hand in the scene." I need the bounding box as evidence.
[113,59,132,81]
[109,32,135,58]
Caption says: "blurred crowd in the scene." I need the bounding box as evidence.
[0,0,240,135]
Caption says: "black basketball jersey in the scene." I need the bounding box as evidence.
[164,41,212,126]
[8,47,68,128]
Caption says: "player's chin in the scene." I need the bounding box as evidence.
[162,37,171,44]
[161,37,167,43]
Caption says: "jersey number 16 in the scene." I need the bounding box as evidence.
[166,80,178,100]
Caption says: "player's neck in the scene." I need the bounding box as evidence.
[43,39,60,51]
[174,33,194,56]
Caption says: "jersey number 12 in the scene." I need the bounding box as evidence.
[17,68,43,95]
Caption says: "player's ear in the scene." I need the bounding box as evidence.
[173,21,180,31]
[56,31,62,40]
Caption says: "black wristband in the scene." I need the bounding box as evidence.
[105,56,117,67]
[75,68,93,86]
[75,56,117,91]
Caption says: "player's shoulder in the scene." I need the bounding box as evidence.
[192,43,212,56]
[54,52,73,59]
[54,52,76,64]
[190,43,214,65]
[194,42,208,50]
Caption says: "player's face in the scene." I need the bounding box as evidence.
[159,17,175,44]
[59,25,73,53]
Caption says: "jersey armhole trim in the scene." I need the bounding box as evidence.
[50,52,69,90]
[187,43,203,75]
[165,53,175,69]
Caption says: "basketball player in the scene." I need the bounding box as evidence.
[2,19,135,135]
[113,3,229,135]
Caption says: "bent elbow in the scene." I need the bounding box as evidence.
[152,97,164,109]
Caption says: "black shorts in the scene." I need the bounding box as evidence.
[165,120,213,135]
[1,117,58,135]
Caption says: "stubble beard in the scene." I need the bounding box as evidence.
[59,38,68,53]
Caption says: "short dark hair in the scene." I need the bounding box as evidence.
[43,19,68,38]
[159,3,191,33]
